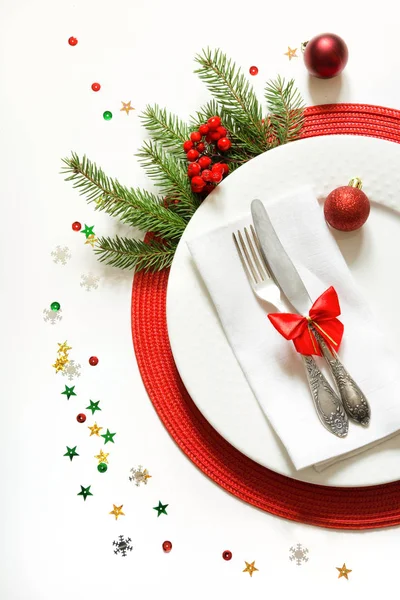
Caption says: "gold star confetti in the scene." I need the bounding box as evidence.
[120,101,135,115]
[52,357,68,372]
[243,561,259,577]
[336,563,352,579]
[58,341,72,354]
[94,449,109,464]
[85,234,97,248]
[88,423,103,437]
[284,46,298,60]
[109,504,125,520]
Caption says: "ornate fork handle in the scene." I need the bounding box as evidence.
[312,328,371,426]
[302,355,349,437]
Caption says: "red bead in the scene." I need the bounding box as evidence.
[89,356,99,366]
[186,149,199,162]
[216,126,227,137]
[72,221,82,231]
[187,162,201,178]
[191,176,206,190]
[196,142,205,153]
[217,137,232,152]
[91,82,101,92]
[199,124,209,135]
[68,36,78,46]
[201,169,213,182]
[183,140,193,153]
[222,550,232,561]
[76,413,86,423]
[190,131,202,143]
[162,540,172,553]
[219,163,229,175]
[303,33,348,79]
[209,130,222,141]
[249,66,259,76]
[198,156,212,169]
[211,171,223,183]
[208,116,221,130]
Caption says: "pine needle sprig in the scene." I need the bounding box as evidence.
[140,105,190,155]
[194,48,267,153]
[61,153,187,241]
[95,235,176,271]
[265,76,305,144]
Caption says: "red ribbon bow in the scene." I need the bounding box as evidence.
[268,286,344,356]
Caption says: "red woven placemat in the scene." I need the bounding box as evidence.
[131,104,400,530]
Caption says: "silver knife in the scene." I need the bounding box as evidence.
[251,198,371,427]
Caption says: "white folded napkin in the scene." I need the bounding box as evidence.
[187,187,400,471]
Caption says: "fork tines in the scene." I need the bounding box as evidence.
[232,225,270,285]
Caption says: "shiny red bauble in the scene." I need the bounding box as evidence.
[324,179,370,231]
[303,33,348,78]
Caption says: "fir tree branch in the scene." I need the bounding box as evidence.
[194,48,267,153]
[61,153,188,241]
[136,140,200,218]
[95,235,176,271]
[140,104,190,155]
[265,76,305,144]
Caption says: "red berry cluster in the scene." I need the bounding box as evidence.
[183,116,232,194]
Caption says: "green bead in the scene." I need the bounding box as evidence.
[50,301,61,311]
[103,111,112,121]
[98,462,108,473]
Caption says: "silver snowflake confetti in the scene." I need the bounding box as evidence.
[113,535,132,557]
[51,246,71,265]
[289,543,309,566]
[80,273,100,291]
[129,465,151,486]
[61,360,81,381]
[43,308,63,325]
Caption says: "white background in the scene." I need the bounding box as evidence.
[2,1,400,599]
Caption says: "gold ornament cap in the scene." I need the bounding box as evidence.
[301,41,309,53]
[348,177,363,189]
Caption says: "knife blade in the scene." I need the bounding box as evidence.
[251,198,371,426]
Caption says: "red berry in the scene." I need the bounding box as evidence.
[196,142,205,153]
[190,131,202,142]
[183,140,193,153]
[209,130,222,141]
[68,36,78,46]
[204,183,215,195]
[187,162,201,178]
[249,66,259,76]
[217,137,232,152]
[211,171,223,183]
[199,124,209,135]
[198,156,212,169]
[72,221,82,231]
[76,413,86,423]
[186,149,199,162]
[208,116,221,130]
[216,126,227,137]
[191,176,206,189]
[91,82,101,92]
[89,356,99,366]
[212,163,224,172]
[201,169,213,182]
[219,163,229,175]
[205,133,213,143]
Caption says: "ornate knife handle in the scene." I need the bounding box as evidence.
[302,355,348,438]
[312,328,371,426]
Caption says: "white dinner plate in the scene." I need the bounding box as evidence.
[166,135,400,487]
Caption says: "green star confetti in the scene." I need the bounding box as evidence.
[80,224,95,238]
[153,501,168,517]
[101,429,116,444]
[86,400,101,415]
[61,385,76,400]
[77,485,93,501]
[64,446,79,461]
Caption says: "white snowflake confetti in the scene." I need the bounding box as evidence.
[80,273,100,291]
[51,246,71,265]
[43,308,63,325]
[289,544,309,566]
[129,465,151,486]
[61,359,82,381]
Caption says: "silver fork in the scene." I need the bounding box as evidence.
[233,225,349,438]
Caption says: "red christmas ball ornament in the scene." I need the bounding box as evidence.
[324,178,370,232]
[303,33,348,78]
